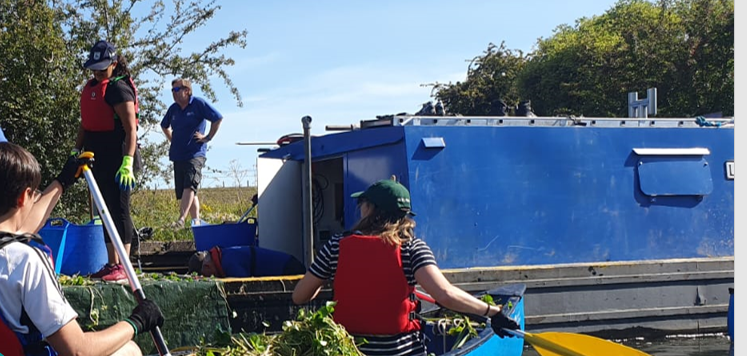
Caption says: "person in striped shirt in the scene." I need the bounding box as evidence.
[293,179,518,356]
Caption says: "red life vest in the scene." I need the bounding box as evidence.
[0,313,25,356]
[209,246,226,278]
[333,234,420,335]
[0,320,24,356]
[0,310,56,356]
[80,76,139,132]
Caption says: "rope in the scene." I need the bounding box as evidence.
[695,116,722,127]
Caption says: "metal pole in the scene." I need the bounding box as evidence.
[647,88,657,116]
[81,160,171,356]
[628,92,638,118]
[301,116,314,266]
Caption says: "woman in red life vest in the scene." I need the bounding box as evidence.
[292,179,519,356]
[74,40,140,282]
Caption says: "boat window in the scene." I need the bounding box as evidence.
[636,155,714,196]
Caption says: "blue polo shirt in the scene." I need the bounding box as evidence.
[160,96,223,161]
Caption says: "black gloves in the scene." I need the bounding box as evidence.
[125,299,165,335]
[251,193,258,205]
[55,155,93,192]
[491,311,520,338]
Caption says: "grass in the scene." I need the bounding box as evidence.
[130,186,257,242]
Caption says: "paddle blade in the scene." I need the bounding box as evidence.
[525,332,651,356]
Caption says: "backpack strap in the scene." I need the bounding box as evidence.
[0,232,45,249]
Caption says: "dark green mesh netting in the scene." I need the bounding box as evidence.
[63,279,231,355]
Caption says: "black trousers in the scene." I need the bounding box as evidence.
[90,149,134,245]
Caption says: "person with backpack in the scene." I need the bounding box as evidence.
[73,40,141,282]
[0,141,165,356]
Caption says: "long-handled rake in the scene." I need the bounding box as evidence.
[78,152,171,356]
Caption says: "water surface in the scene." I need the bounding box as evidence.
[520,334,733,356]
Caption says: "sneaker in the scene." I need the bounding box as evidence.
[101,264,128,282]
[89,263,116,278]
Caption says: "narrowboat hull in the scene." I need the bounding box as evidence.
[255,115,734,336]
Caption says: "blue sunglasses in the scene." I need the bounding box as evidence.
[171,86,187,93]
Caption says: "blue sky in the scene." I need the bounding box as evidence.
[148,0,625,188]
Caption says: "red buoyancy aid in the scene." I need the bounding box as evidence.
[333,234,420,335]
[0,313,25,356]
[0,316,25,356]
[209,246,226,278]
[80,76,139,132]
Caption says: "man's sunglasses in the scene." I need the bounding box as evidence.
[171,86,188,93]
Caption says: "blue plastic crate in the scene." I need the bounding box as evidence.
[192,220,257,251]
[37,218,108,276]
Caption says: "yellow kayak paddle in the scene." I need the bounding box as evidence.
[505,329,652,356]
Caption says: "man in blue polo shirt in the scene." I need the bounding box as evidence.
[160,78,223,228]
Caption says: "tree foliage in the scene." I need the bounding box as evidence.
[428,42,529,116]
[0,0,246,222]
[434,0,733,118]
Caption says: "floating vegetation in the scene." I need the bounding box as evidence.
[194,302,364,356]
[192,297,499,356]
[57,271,218,286]
[58,274,95,286]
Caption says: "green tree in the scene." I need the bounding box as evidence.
[520,0,733,117]
[0,0,247,222]
[669,0,734,116]
[519,0,734,117]
[432,0,733,118]
[0,0,86,219]
[430,42,528,116]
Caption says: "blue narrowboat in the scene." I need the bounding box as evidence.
[255,114,734,336]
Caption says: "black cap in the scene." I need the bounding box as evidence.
[84,40,117,70]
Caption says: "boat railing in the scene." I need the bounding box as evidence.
[350,115,735,130]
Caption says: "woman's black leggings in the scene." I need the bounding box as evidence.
[91,150,133,245]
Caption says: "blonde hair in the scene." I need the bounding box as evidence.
[171,77,192,92]
[351,203,416,246]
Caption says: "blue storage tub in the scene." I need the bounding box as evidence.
[37,218,108,276]
[192,219,257,251]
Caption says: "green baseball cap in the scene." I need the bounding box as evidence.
[351,179,415,216]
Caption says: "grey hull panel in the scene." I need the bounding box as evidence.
[441,257,734,337]
[221,257,733,337]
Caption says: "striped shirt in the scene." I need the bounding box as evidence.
[309,233,438,356]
